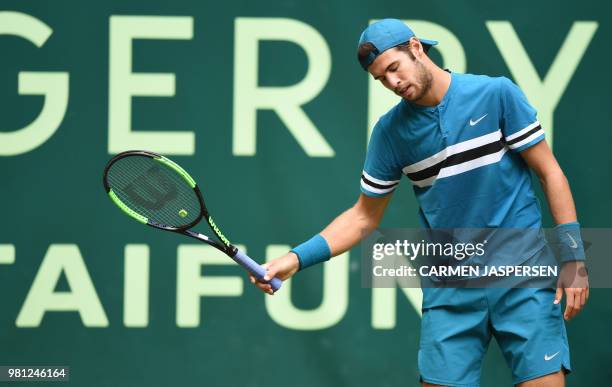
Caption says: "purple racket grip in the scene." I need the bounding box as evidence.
[233,249,282,292]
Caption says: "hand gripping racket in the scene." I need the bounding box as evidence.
[103,150,282,292]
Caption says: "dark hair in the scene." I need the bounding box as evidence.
[357,40,422,64]
[357,42,377,64]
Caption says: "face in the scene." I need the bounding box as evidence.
[368,46,432,102]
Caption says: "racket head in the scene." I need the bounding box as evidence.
[103,150,206,231]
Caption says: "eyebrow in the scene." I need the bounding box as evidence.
[373,61,398,80]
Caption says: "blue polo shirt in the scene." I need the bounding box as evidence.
[361,72,547,266]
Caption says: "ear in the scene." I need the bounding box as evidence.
[409,37,424,58]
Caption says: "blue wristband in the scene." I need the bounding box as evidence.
[291,234,331,271]
[554,221,586,263]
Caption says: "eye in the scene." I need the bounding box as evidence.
[389,63,399,72]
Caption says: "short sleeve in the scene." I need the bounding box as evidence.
[499,77,545,152]
[360,121,402,197]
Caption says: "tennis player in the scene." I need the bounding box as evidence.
[250,19,589,387]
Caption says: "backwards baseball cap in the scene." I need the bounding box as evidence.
[358,18,438,71]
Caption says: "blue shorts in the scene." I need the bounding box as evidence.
[418,286,571,386]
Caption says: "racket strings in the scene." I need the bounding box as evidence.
[106,156,201,227]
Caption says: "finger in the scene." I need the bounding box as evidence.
[571,289,581,319]
[253,280,264,290]
[259,263,271,281]
[263,264,279,282]
[580,288,587,310]
[570,290,582,319]
[586,287,590,301]
[254,280,271,291]
[259,284,273,295]
[554,288,563,304]
[564,289,575,320]
[249,273,267,288]
[258,282,273,294]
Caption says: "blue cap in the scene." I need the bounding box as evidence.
[358,19,438,70]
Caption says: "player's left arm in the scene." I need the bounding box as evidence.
[521,141,576,224]
[520,140,589,320]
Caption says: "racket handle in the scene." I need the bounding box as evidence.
[233,249,282,292]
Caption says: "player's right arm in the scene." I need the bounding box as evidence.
[250,193,393,294]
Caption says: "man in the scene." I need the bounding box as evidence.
[250,19,588,387]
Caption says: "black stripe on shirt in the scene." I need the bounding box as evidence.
[405,140,505,182]
[506,125,542,146]
[361,174,399,190]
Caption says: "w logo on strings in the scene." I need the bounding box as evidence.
[124,166,177,210]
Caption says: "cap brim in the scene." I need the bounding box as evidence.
[420,39,438,52]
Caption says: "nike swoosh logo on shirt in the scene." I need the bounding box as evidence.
[469,114,488,126]
[544,351,560,361]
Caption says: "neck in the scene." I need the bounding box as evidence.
[413,66,452,107]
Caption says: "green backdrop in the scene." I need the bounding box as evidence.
[1,1,611,386]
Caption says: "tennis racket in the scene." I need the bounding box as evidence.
[102,150,282,292]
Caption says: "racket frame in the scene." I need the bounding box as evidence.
[103,150,235,256]
[103,150,281,291]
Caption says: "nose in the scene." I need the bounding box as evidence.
[384,74,400,90]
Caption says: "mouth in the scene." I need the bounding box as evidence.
[397,85,413,97]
